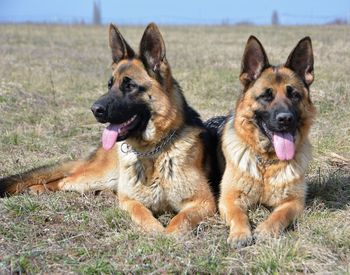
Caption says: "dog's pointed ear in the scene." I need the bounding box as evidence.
[285,36,314,86]
[109,23,135,64]
[240,36,270,87]
[139,23,166,73]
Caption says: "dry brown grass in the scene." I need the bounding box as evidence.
[0,24,349,273]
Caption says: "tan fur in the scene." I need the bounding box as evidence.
[0,23,216,235]
[116,127,216,233]
[219,36,316,246]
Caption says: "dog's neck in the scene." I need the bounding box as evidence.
[232,114,273,158]
[121,129,179,159]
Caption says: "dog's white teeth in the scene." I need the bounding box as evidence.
[130,115,137,123]
[122,115,137,127]
[127,115,135,124]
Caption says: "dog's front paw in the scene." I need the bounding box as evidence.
[140,221,165,234]
[165,221,191,235]
[227,230,253,248]
[164,227,184,236]
[254,221,281,239]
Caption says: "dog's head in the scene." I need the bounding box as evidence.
[91,23,183,151]
[234,36,316,160]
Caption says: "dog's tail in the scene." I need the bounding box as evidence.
[0,161,79,197]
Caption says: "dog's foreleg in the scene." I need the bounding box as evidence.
[219,167,253,247]
[165,195,216,234]
[118,194,165,233]
[219,188,253,248]
[255,197,304,238]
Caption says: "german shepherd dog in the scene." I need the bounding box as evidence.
[0,23,216,234]
[214,36,316,247]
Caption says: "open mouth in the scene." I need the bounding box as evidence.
[260,122,296,161]
[102,115,139,150]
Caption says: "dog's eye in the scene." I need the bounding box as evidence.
[121,77,138,92]
[259,88,274,102]
[107,77,114,89]
[286,86,301,102]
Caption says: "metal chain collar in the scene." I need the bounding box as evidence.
[255,155,279,166]
[120,130,178,158]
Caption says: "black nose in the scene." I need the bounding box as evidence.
[276,112,293,125]
[91,103,106,118]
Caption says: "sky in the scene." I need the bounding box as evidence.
[0,0,349,25]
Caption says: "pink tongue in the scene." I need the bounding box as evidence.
[102,124,121,151]
[272,132,295,161]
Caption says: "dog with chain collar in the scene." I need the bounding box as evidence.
[0,23,217,234]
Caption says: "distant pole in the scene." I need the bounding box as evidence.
[271,10,280,25]
[92,0,102,25]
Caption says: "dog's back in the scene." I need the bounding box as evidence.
[203,115,227,195]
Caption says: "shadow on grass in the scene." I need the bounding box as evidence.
[306,169,350,210]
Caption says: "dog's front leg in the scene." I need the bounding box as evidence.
[165,196,216,234]
[219,169,253,248]
[255,197,304,238]
[219,189,253,248]
[118,194,165,233]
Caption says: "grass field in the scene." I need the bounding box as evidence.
[0,24,349,273]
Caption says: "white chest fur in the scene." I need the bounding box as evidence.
[115,131,199,213]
